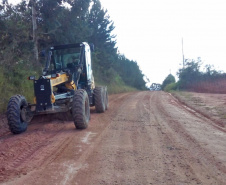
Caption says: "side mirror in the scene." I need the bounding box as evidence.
[89,43,94,52]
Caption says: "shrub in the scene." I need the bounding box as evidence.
[164,82,178,92]
[162,74,176,90]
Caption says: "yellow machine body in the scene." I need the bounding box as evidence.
[33,72,76,104]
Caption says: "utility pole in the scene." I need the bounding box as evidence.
[31,0,38,63]
[182,37,185,68]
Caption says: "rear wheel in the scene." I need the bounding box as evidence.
[72,89,90,129]
[7,95,28,134]
[94,86,105,113]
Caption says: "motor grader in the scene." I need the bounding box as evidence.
[7,42,108,134]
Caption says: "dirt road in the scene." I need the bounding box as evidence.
[0,91,226,185]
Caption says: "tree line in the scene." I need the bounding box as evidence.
[0,0,147,111]
[162,58,226,93]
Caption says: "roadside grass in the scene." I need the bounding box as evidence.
[107,84,137,94]
[0,66,36,113]
[96,81,138,94]
[216,108,226,120]
[190,97,205,106]
[221,114,226,119]
[95,72,138,94]
[171,91,205,106]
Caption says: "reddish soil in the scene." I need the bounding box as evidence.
[0,91,226,185]
[186,78,226,94]
[172,91,226,127]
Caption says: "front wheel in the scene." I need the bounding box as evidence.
[72,89,90,129]
[7,95,28,134]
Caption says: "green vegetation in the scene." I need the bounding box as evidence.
[0,65,37,112]
[177,58,226,93]
[161,74,176,90]
[162,58,226,93]
[0,0,147,112]
[164,82,178,92]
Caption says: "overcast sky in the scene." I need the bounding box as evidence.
[100,0,226,85]
[8,0,226,85]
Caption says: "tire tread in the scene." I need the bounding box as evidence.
[7,95,28,134]
[72,89,90,129]
[94,86,105,113]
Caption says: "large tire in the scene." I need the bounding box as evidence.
[104,87,109,110]
[94,86,105,113]
[72,89,90,129]
[7,95,28,134]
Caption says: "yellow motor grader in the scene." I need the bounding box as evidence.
[7,42,108,134]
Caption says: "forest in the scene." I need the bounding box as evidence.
[0,0,147,112]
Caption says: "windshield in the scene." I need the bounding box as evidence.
[49,47,81,73]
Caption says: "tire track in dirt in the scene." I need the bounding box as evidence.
[71,91,226,185]
[153,92,226,184]
[0,92,132,184]
[0,121,76,182]
[0,91,226,185]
